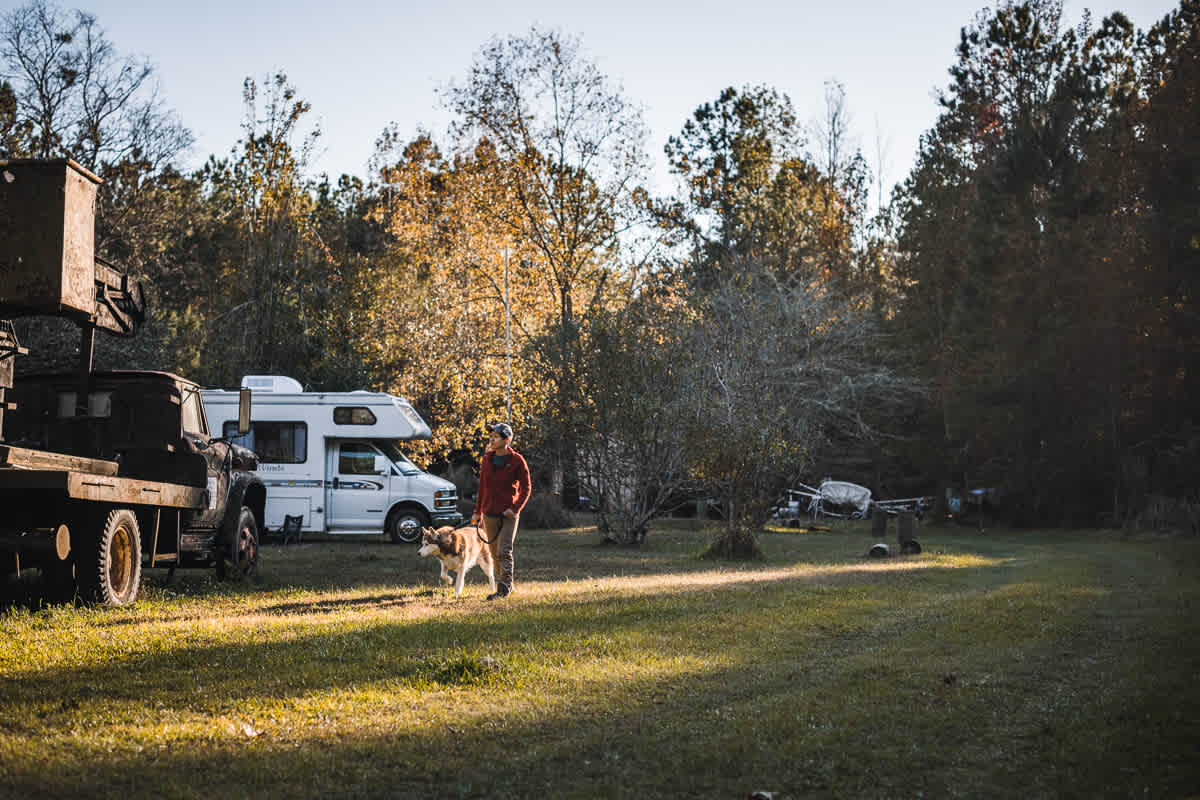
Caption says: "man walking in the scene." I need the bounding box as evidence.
[471,422,531,600]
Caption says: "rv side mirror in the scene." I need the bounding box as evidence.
[374,455,390,475]
[238,388,252,436]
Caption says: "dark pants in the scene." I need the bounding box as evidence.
[482,513,518,590]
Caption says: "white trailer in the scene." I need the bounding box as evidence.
[201,376,461,543]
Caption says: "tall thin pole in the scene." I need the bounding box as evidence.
[504,247,512,422]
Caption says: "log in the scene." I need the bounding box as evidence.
[0,524,71,560]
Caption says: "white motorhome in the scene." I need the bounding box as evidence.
[201,376,461,543]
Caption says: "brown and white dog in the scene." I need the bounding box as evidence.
[417,525,496,597]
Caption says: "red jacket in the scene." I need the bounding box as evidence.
[476,448,532,516]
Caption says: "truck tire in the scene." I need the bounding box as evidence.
[388,507,428,544]
[217,507,259,580]
[80,509,142,607]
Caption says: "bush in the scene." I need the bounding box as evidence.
[1131,494,1200,535]
[700,526,764,560]
[520,493,574,529]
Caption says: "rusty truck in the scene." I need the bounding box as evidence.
[0,157,266,606]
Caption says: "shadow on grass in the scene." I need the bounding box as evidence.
[0,555,1019,712]
[0,663,952,800]
[3,560,1197,800]
[3,532,1199,798]
[0,524,1000,615]
[0,582,987,798]
[260,590,438,615]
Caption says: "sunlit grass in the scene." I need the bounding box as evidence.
[0,522,1197,798]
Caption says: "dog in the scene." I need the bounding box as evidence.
[417,525,496,597]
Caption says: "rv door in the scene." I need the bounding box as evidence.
[326,440,389,531]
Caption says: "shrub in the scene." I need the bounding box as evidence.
[520,493,573,529]
[1131,494,1200,535]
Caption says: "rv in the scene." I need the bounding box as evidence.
[201,376,461,543]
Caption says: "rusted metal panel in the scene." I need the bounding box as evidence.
[66,472,205,508]
[0,468,205,508]
[93,257,146,335]
[179,531,217,555]
[0,159,101,319]
[0,321,24,388]
[0,444,119,476]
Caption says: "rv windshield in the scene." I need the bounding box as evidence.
[376,440,421,476]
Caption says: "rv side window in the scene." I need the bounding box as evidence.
[223,420,308,463]
[333,406,377,425]
[339,442,381,475]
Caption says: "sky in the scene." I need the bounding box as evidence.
[51,0,1183,201]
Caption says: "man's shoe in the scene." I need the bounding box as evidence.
[486,583,511,601]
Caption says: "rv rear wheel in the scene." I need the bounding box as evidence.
[79,509,142,607]
[388,508,427,544]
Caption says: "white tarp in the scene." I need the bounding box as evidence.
[818,480,872,516]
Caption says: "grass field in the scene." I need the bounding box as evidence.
[0,519,1197,799]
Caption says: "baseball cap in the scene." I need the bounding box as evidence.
[488,422,513,439]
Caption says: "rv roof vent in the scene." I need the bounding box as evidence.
[240,375,303,393]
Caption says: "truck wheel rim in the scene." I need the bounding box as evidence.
[237,523,257,574]
[109,523,135,596]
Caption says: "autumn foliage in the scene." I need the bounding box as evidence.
[1,1,1197,543]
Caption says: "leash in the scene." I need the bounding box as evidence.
[474,519,500,545]
[452,519,498,545]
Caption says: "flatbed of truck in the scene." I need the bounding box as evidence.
[0,445,206,509]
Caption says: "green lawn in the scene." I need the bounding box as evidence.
[0,521,1196,799]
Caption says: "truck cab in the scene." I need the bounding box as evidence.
[6,370,261,527]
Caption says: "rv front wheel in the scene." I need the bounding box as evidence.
[388,507,427,544]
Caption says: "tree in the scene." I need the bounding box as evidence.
[365,130,555,467]
[816,80,851,182]
[1111,0,1200,514]
[442,27,650,503]
[891,0,1197,525]
[664,85,800,274]
[576,279,697,545]
[664,85,865,291]
[685,259,922,557]
[0,0,190,169]
[0,80,31,153]
[158,72,363,390]
[1,0,83,159]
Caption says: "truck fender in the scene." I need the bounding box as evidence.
[220,473,266,544]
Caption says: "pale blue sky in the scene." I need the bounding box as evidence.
[63,0,1181,200]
